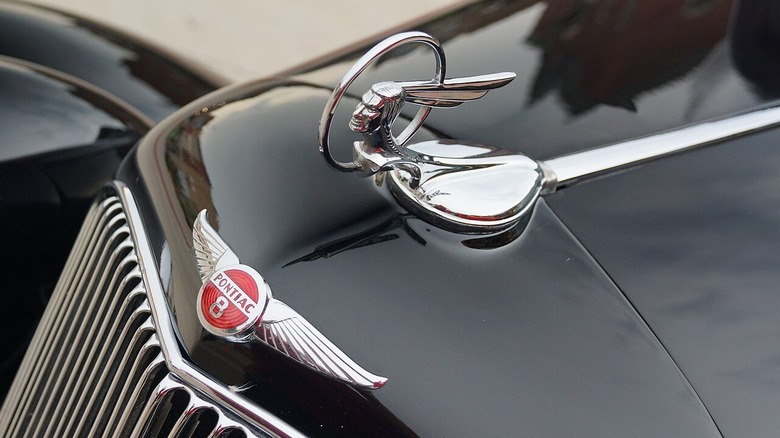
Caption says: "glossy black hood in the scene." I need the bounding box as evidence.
[547,125,780,437]
[119,0,780,436]
[0,1,223,122]
[123,79,718,436]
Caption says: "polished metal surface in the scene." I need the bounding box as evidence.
[193,210,240,283]
[194,210,266,340]
[318,31,446,173]
[544,104,780,187]
[386,140,545,232]
[319,31,514,178]
[193,210,388,389]
[129,374,250,438]
[347,72,515,162]
[388,103,780,232]
[321,32,780,233]
[0,188,298,437]
[116,183,305,438]
[320,31,523,232]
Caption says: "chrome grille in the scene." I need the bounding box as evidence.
[0,194,251,437]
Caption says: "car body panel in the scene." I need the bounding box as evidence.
[121,0,780,435]
[0,1,223,122]
[0,0,222,402]
[0,56,150,394]
[126,79,720,436]
[4,0,780,436]
[547,126,780,437]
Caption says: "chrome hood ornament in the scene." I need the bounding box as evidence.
[319,31,548,232]
[193,210,387,389]
[321,31,780,233]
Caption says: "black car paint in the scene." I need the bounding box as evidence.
[296,0,765,160]
[125,80,721,436]
[0,56,147,395]
[547,126,780,437]
[4,0,780,436]
[122,0,780,433]
[0,2,225,122]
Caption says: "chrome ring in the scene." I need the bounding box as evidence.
[318,31,446,172]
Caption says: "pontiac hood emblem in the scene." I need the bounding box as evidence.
[193,210,387,389]
[198,265,267,338]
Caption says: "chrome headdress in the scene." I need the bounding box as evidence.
[319,32,516,180]
[318,32,548,233]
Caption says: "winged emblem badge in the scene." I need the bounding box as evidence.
[193,210,387,389]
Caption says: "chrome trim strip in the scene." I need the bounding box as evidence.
[102,338,163,435]
[113,181,305,438]
[545,105,780,187]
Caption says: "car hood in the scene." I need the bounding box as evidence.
[123,0,780,435]
[547,125,780,437]
[127,80,718,437]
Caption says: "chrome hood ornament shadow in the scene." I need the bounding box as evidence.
[193,210,387,389]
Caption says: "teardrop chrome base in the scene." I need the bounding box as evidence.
[385,140,545,233]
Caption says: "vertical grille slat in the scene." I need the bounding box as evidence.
[76,313,156,437]
[132,375,184,438]
[0,193,255,437]
[1,198,107,427]
[166,393,217,438]
[43,258,140,436]
[60,288,148,435]
[54,286,147,436]
[103,340,164,436]
[8,200,123,437]
[26,227,131,437]
[33,241,134,437]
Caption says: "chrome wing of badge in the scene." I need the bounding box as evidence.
[257,301,388,389]
[192,212,240,281]
[193,210,387,389]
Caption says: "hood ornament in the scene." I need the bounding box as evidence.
[319,31,550,233]
[321,32,780,234]
[193,210,387,389]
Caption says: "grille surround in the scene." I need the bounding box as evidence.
[0,184,302,437]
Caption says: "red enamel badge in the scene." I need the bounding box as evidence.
[197,265,267,339]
